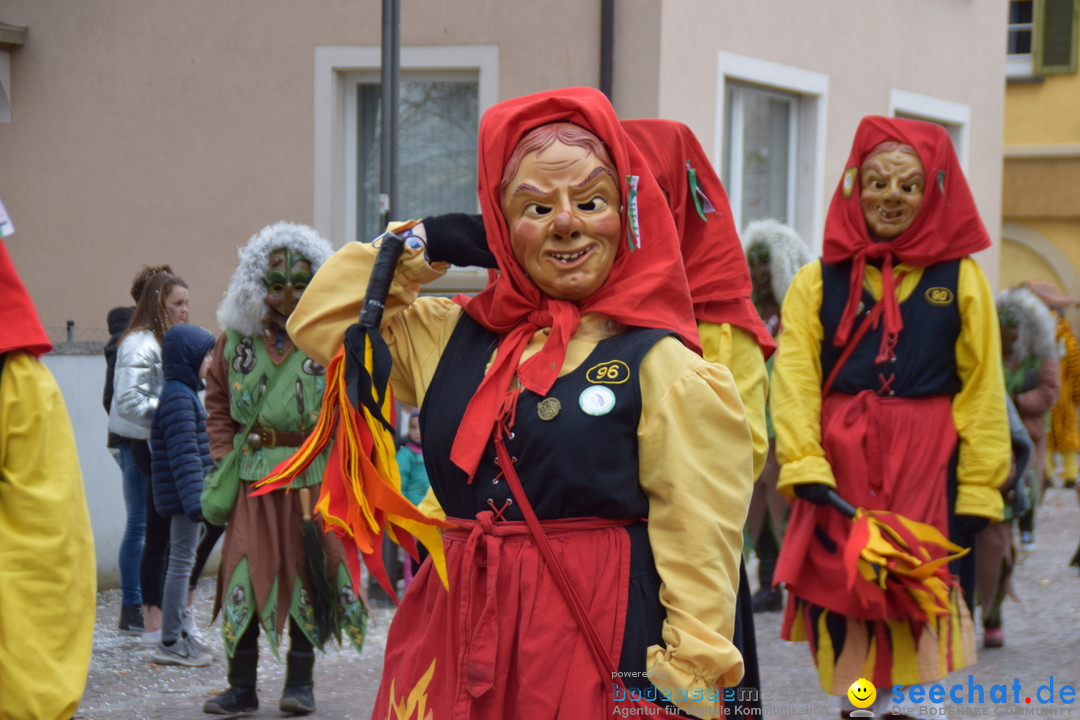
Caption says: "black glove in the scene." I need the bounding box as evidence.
[422,213,497,268]
[954,514,989,537]
[794,482,833,505]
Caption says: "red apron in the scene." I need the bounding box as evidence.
[774,391,956,620]
[372,512,638,719]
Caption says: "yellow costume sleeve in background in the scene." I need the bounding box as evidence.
[771,261,832,496]
[0,353,96,720]
[698,321,768,479]
[950,258,1008,519]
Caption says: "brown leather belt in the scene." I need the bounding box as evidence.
[246,427,308,449]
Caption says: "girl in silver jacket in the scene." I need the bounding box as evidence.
[107,270,190,646]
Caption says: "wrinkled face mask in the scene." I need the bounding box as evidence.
[502,137,621,301]
[860,148,925,241]
[263,247,313,330]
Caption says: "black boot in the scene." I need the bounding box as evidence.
[203,685,258,715]
[119,604,144,635]
[752,523,784,613]
[751,585,783,612]
[203,649,259,715]
[280,650,316,715]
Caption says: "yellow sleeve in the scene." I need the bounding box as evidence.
[698,321,768,480]
[639,337,753,717]
[287,239,462,409]
[952,258,1009,519]
[0,353,96,720]
[770,261,834,497]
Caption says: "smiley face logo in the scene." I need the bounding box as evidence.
[847,678,876,709]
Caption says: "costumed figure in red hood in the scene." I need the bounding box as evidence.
[202,222,368,716]
[621,117,773,716]
[770,116,1009,709]
[0,237,96,720]
[288,87,754,719]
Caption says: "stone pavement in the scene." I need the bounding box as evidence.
[75,488,1079,719]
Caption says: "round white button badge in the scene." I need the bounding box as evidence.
[579,386,616,416]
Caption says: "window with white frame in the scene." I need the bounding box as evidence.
[346,72,479,244]
[313,45,497,258]
[1007,0,1080,78]
[723,83,797,228]
[717,52,828,248]
[889,90,970,173]
[1008,0,1035,77]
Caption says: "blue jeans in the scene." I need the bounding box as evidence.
[117,442,147,607]
[161,514,201,644]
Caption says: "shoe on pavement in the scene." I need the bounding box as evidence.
[280,684,315,715]
[983,626,1005,648]
[1020,531,1036,550]
[151,636,213,667]
[751,586,783,613]
[203,685,259,715]
[141,628,161,647]
[119,604,144,635]
[181,630,214,660]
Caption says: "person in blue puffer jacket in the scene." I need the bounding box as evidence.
[149,323,217,668]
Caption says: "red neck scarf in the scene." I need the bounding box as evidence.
[622,118,775,358]
[823,116,991,362]
[0,239,52,358]
[452,87,699,478]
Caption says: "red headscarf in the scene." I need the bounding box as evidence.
[0,239,52,358]
[622,118,775,358]
[452,87,699,477]
[823,116,991,362]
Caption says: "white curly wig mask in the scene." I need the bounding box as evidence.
[742,218,814,303]
[217,222,333,336]
[996,285,1057,365]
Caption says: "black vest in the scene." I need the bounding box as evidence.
[820,259,962,397]
[419,315,671,521]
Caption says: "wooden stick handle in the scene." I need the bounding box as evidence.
[299,487,313,522]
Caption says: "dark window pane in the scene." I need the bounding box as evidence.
[357,80,479,243]
[1008,29,1033,54]
[1009,0,1034,24]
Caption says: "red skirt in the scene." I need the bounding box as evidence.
[775,392,956,619]
[773,392,976,692]
[372,512,639,719]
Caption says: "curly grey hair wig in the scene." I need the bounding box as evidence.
[996,285,1057,364]
[216,222,333,336]
[742,219,814,303]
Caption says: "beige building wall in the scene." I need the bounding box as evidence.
[1,0,1006,340]
[620,1,1006,274]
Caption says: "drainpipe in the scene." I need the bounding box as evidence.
[600,0,614,99]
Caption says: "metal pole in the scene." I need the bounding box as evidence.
[390,0,400,223]
[600,0,614,99]
[379,0,401,227]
